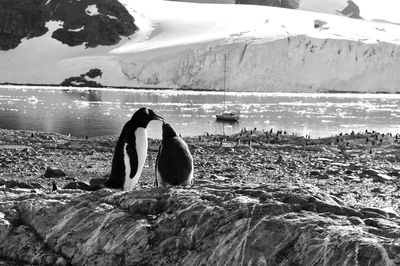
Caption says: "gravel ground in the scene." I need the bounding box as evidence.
[0,128,399,213]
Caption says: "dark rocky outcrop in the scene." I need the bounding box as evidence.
[338,0,362,19]
[235,0,299,9]
[0,0,137,51]
[235,0,361,20]
[0,0,48,50]
[0,182,399,265]
[61,69,104,87]
[85,68,103,79]
[314,20,328,29]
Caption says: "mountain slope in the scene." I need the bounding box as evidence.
[114,0,400,92]
[171,0,400,24]
[0,0,137,51]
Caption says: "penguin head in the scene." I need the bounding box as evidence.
[162,122,178,140]
[132,107,164,127]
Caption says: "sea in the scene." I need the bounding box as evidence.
[0,86,399,139]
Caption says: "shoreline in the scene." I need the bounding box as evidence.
[1,83,399,95]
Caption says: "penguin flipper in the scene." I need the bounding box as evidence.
[126,142,138,179]
[106,135,127,189]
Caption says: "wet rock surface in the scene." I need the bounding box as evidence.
[0,129,399,265]
[0,183,399,265]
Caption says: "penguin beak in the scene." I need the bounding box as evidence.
[152,113,164,121]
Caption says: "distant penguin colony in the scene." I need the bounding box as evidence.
[104,107,163,191]
[155,122,194,187]
[98,117,398,192]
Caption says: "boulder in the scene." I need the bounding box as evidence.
[44,167,66,178]
[89,177,108,188]
[62,181,91,191]
[361,169,395,183]
[0,183,399,265]
[0,179,34,189]
[314,19,327,29]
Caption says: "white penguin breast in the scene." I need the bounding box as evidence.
[123,127,148,191]
[134,127,148,178]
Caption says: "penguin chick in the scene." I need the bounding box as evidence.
[104,108,163,191]
[155,122,194,187]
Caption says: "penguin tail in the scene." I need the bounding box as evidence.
[88,183,106,191]
[103,178,122,190]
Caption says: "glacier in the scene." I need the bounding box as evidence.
[120,36,400,93]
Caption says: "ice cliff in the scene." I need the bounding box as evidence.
[121,36,400,93]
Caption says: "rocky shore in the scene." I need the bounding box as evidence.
[0,129,399,265]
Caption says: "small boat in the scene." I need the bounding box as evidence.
[216,112,240,122]
[216,54,240,122]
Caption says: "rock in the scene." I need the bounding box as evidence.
[309,170,329,179]
[85,68,102,79]
[62,182,91,191]
[343,175,360,182]
[275,155,284,164]
[210,174,230,182]
[0,179,34,189]
[361,207,399,219]
[316,157,333,163]
[371,188,383,193]
[0,183,399,265]
[361,169,395,183]
[388,171,400,178]
[339,0,362,19]
[60,76,103,88]
[30,183,45,189]
[314,19,327,29]
[235,0,298,9]
[44,167,66,178]
[89,177,108,187]
[330,162,350,167]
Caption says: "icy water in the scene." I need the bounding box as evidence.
[0,86,399,139]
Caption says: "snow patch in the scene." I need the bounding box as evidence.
[68,26,85,32]
[107,15,118,20]
[111,0,400,60]
[116,0,157,48]
[85,5,99,16]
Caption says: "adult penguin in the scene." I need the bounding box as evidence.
[155,122,194,187]
[104,107,163,191]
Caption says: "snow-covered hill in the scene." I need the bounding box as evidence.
[292,0,400,24]
[175,0,400,24]
[1,0,400,92]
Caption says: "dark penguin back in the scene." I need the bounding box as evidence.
[156,123,193,186]
[161,122,178,141]
[104,120,138,189]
